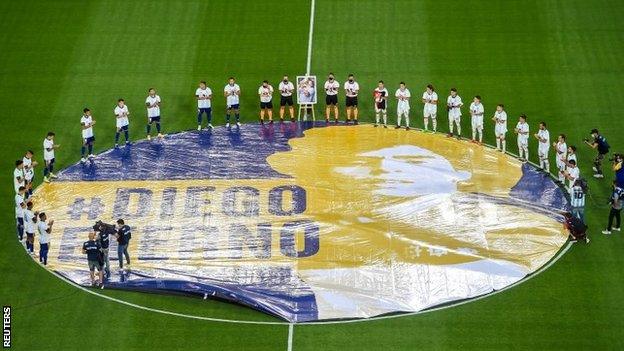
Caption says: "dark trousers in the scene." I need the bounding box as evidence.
[607,208,621,231]
[39,243,49,265]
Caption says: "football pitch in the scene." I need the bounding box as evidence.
[1,0,624,350]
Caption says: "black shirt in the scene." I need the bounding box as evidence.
[83,240,101,261]
[117,225,131,245]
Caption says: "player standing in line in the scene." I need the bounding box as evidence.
[145,88,163,140]
[492,104,508,152]
[37,212,53,266]
[469,96,484,143]
[278,75,295,122]
[422,84,438,132]
[80,108,96,163]
[567,145,578,165]
[14,160,25,194]
[324,73,339,123]
[15,186,26,241]
[514,114,530,162]
[24,201,36,255]
[534,122,550,172]
[22,150,37,198]
[395,82,411,130]
[114,99,130,147]
[196,81,213,130]
[564,159,580,190]
[42,132,59,183]
[446,88,463,139]
[553,134,568,183]
[224,77,241,129]
[258,80,274,124]
[344,74,359,124]
[373,81,389,128]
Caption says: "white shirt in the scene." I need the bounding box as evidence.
[344,81,359,97]
[24,209,35,233]
[13,167,24,193]
[43,138,55,161]
[196,88,212,108]
[15,193,24,218]
[324,80,339,95]
[224,84,241,106]
[567,166,580,188]
[494,111,507,125]
[537,129,550,148]
[80,115,94,138]
[38,221,50,244]
[114,105,130,127]
[470,102,484,117]
[447,95,463,110]
[567,153,577,164]
[258,85,274,102]
[23,156,34,181]
[145,95,161,118]
[278,81,294,97]
[422,91,438,110]
[395,88,411,108]
[516,122,529,141]
[555,142,567,158]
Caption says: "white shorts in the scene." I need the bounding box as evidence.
[495,124,507,136]
[556,157,566,170]
[471,116,483,129]
[517,138,528,148]
[448,110,461,121]
[424,107,437,118]
[538,146,550,159]
[397,105,410,116]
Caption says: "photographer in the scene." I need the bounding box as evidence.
[93,220,115,278]
[613,153,623,188]
[82,232,104,288]
[602,181,623,235]
[115,219,132,271]
[584,129,610,178]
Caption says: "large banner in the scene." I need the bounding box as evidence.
[33,123,568,322]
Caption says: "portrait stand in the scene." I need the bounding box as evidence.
[298,104,316,121]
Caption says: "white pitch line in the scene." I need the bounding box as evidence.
[287,323,294,351]
[305,0,316,75]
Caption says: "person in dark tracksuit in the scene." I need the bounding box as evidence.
[115,219,132,271]
[82,232,104,288]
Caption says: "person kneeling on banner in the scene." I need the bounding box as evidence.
[564,212,589,244]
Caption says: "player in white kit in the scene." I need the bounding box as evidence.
[114,98,130,147]
[278,75,295,122]
[42,132,59,183]
[80,108,96,162]
[514,114,530,162]
[422,84,438,132]
[534,121,550,171]
[196,81,213,130]
[258,80,274,124]
[492,104,508,152]
[373,81,389,128]
[469,96,484,143]
[324,73,340,123]
[224,77,241,128]
[395,82,411,130]
[446,88,463,139]
[553,134,568,183]
[22,150,37,198]
[145,88,163,140]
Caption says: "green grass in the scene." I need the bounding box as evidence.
[1,0,623,350]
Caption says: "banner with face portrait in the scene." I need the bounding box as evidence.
[33,123,568,322]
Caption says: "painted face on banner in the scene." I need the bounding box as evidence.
[34,124,568,322]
